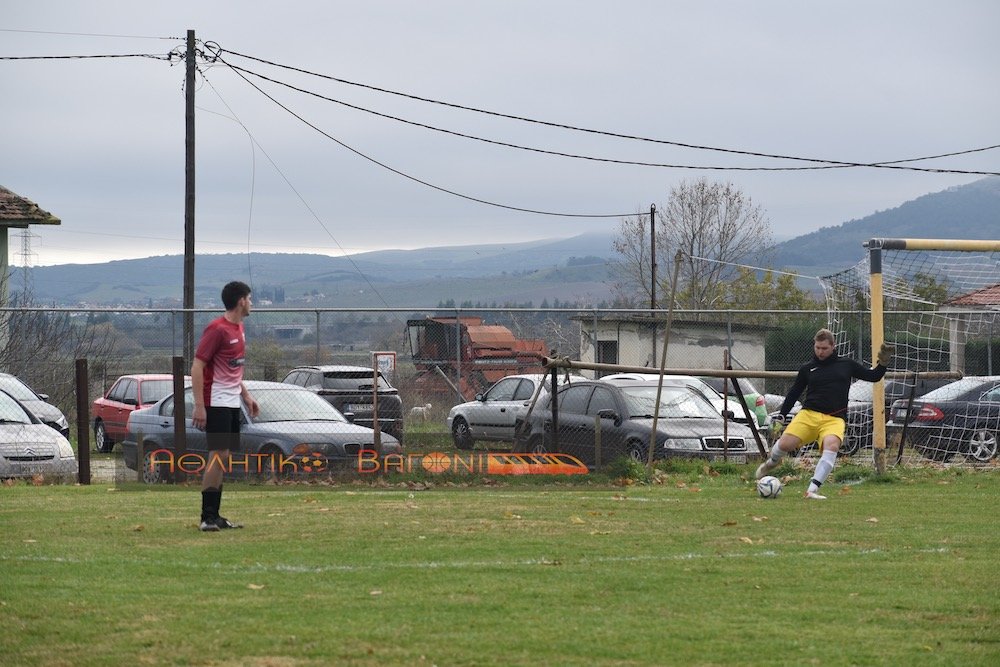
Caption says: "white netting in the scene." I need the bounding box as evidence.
[821,246,1000,467]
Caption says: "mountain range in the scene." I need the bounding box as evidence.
[20,177,1000,307]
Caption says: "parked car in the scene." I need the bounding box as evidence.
[887,376,1000,462]
[765,377,954,455]
[0,388,76,478]
[282,365,404,440]
[601,373,738,422]
[122,380,403,483]
[92,374,190,453]
[513,380,757,466]
[0,372,70,439]
[697,376,768,426]
[447,372,586,449]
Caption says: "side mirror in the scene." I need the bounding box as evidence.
[722,409,736,420]
[342,411,356,423]
[37,393,50,401]
[597,409,621,426]
[475,393,485,402]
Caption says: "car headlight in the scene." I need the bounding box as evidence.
[57,437,75,459]
[662,438,700,451]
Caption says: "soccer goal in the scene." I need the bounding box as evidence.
[822,238,1000,472]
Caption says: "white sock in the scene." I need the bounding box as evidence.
[768,444,787,464]
[808,450,838,493]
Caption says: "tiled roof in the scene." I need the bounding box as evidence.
[0,186,61,226]
[944,283,1000,306]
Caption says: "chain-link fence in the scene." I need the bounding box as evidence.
[2,306,997,482]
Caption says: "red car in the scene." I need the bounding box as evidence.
[92,374,189,453]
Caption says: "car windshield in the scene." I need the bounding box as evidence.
[700,376,758,396]
[0,376,37,401]
[322,371,393,391]
[252,388,348,423]
[620,385,721,419]
[918,377,999,401]
[141,380,176,404]
[0,391,33,424]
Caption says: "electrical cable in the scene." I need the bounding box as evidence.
[198,71,393,306]
[219,54,637,219]
[223,60,848,172]
[219,47,1000,175]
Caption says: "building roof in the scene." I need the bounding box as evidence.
[943,283,1000,307]
[0,186,61,227]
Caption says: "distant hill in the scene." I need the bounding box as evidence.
[771,177,1000,275]
[26,232,621,307]
[21,178,1000,306]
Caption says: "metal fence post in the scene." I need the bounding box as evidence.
[75,358,90,485]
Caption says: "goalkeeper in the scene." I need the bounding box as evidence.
[756,328,891,499]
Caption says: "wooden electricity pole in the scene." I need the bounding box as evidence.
[183,29,196,363]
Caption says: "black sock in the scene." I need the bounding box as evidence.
[201,488,221,522]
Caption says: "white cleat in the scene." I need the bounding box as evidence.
[804,491,827,500]
[755,459,778,480]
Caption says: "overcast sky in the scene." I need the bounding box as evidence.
[3,1,998,266]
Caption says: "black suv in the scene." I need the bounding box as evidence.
[282,365,404,441]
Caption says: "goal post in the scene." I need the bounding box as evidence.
[863,238,1000,473]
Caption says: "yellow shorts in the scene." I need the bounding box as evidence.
[784,409,845,451]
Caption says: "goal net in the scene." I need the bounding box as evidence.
[821,239,1000,467]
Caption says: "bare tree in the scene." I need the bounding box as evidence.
[613,178,773,309]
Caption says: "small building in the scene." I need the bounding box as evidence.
[940,283,1000,373]
[571,313,771,379]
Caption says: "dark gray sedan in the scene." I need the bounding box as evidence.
[513,380,758,466]
[122,380,402,482]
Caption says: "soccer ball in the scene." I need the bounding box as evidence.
[757,475,783,498]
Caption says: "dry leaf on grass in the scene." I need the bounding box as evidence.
[866,517,879,523]
[721,520,737,527]
[752,516,768,522]
[570,516,585,524]
[247,583,265,590]
[739,536,754,544]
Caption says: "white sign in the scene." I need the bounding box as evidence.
[372,351,396,375]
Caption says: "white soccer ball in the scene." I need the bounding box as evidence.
[757,475,783,498]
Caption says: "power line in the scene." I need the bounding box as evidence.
[0,28,181,40]
[197,74,393,307]
[0,53,174,61]
[219,46,1000,175]
[222,60,850,173]
[219,55,638,219]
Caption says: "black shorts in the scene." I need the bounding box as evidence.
[205,406,242,451]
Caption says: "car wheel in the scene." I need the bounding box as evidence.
[451,417,474,450]
[259,445,285,481]
[841,427,862,456]
[965,429,998,462]
[142,446,170,484]
[625,440,647,463]
[94,421,114,453]
[527,435,548,454]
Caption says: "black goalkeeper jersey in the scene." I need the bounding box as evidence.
[780,352,887,418]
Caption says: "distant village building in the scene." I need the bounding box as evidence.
[571,313,771,384]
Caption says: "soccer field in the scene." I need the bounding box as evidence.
[2,467,998,666]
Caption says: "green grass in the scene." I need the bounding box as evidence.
[2,466,998,666]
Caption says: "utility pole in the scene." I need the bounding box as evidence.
[183,29,196,364]
[649,204,656,310]
[650,204,657,365]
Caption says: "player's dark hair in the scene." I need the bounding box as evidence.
[221,281,251,310]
